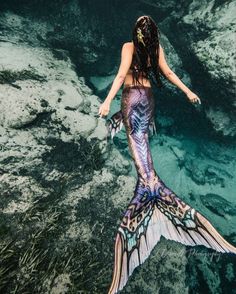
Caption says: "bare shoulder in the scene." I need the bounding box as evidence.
[158,44,163,53]
[158,44,165,59]
[122,42,134,52]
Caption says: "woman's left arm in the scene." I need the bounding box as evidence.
[98,42,133,118]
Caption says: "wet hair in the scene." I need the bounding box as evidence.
[131,15,164,88]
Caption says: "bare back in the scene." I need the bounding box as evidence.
[124,42,152,88]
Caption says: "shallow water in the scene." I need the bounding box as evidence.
[96,84,236,293]
[0,0,236,293]
[115,132,236,293]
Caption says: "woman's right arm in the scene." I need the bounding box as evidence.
[158,45,201,104]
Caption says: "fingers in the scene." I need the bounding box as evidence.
[98,110,104,118]
[193,96,201,104]
[98,107,102,118]
[190,96,201,104]
[98,106,109,118]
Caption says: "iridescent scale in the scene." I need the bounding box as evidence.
[107,85,236,294]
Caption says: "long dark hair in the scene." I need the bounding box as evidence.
[132,15,164,88]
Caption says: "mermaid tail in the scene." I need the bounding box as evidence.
[107,85,236,294]
[108,175,236,293]
[106,110,157,139]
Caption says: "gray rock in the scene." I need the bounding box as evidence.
[200,193,236,218]
[178,0,236,135]
[1,4,236,293]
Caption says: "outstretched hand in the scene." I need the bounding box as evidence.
[98,100,110,118]
[186,91,201,104]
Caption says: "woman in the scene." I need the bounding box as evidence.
[98,15,236,294]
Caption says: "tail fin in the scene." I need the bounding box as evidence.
[108,171,236,294]
[106,110,157,139]
[106,110,124,139]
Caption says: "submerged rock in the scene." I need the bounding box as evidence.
[0,3,236,293]
[174,0,236,136]
[200,193,236,219]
